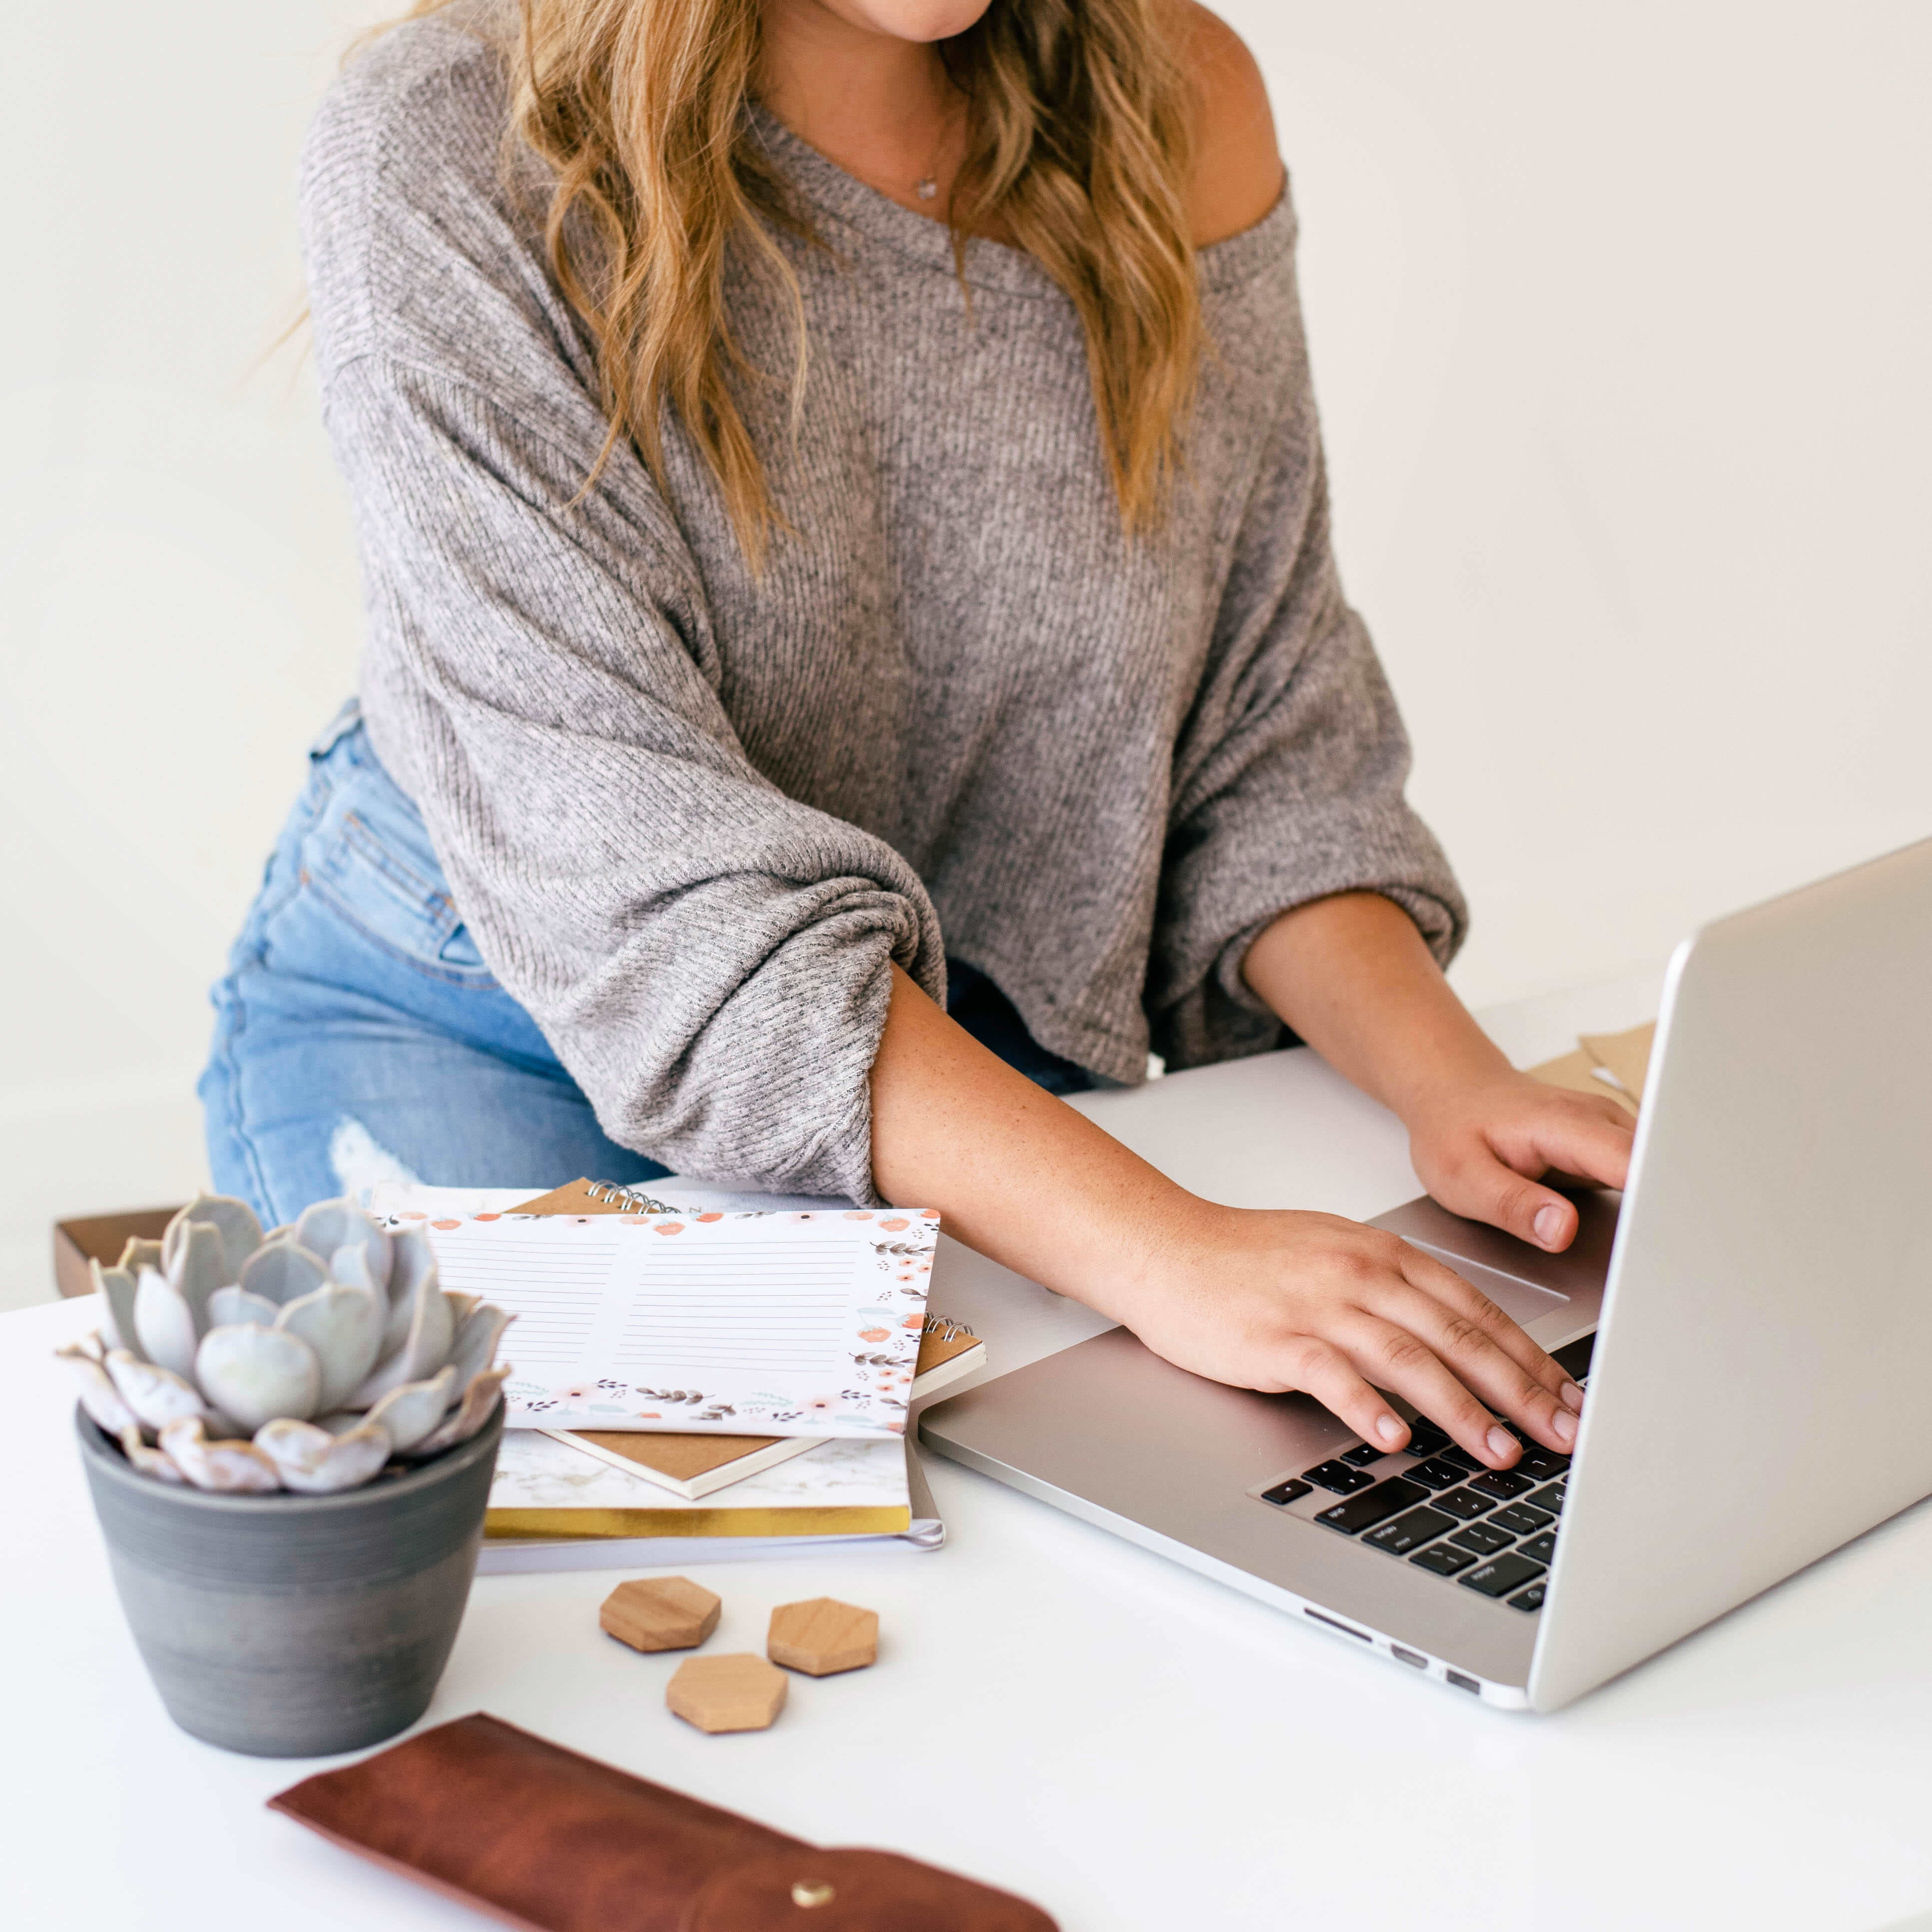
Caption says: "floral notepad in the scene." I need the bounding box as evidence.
[378,1207,938,1437]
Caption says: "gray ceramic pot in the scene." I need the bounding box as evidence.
[76,1400,502,1757]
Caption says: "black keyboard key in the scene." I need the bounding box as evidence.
[1466,1468,1535,1502]
[1405,1420,1453,1459]
[1403,1458,1466,1491]
[1518,1532,1557,1564]
[1304,1460,1375,1495]
[1509,1582,1547,1612]
[1460,1553,1548,1599]
[1448,1521,1515,1556]
[1488,1505,1553,1537]
[1433,1488,1495,1521]
[1363,1506,1457,1555]
[1527,1482,1568,1515]
[1340,1443,1385,1467]
[1315,1478,1430,1536]
[1260,1479,1313,1507]
[1410,1542,1477,1575]
[1440,1446,1486,1471]
[1515,1447,1570,1481]
[1552,1334,1596,1383]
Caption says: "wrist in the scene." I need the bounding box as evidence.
[1069,1185,1231,1325]
[1376,1038,1518,1132]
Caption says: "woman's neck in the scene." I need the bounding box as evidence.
[755,1,970,222]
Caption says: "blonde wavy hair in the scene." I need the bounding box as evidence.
[393,0,1202,564]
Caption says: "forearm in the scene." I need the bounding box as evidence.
[867,965,1196,1318]
[1239,892,1509,1121]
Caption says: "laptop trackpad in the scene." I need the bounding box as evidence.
[1401,1244,1569,1326]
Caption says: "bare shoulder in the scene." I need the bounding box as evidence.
[1172,3,1284,248]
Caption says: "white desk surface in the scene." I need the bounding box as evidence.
[6,971,1930,1932]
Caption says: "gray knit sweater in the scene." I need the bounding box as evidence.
[298,11,1466,1202]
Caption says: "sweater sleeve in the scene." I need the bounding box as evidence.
[1147,246,1467,1072]
[326,354,944,1200]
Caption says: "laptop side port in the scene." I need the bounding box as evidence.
[1303,1608,1371,1642]
[1445,1669,1482,1694]
[1390,1645,1429,1669]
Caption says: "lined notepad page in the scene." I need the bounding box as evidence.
[386,1209,938,1438]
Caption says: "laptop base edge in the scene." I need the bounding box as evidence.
[921,1424,1533,1711]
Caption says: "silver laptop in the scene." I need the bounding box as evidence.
[921,839,1932,1710]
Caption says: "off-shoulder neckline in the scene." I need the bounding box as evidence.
[746,103,1294,300]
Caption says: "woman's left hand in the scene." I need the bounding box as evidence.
[1402,1072,1635,1252]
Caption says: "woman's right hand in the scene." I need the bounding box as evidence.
[1102,1201,1584,1469]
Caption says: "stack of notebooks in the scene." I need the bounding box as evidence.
[371,1179,984,1573]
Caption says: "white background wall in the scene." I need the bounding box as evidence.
[2,0,1927,1302]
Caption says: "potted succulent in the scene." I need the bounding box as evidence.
[57,1193,511,1758]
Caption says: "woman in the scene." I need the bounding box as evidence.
[203,0,1630,1471]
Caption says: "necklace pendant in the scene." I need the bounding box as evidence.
[915,176,938,201]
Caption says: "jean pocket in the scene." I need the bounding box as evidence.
[295,769,500,988]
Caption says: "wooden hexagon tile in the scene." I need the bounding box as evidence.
[767,1597,879,1677]
[666,1653,789,1733]
[600,1575,722,1654]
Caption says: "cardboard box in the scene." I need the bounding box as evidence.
[52,1207,183,1300]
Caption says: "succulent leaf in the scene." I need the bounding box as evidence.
[56,1343,138,1435]
[195,1325,322,1431]
[167,1195,262,1287]
[160,1417,282,1493]
[377,1252,441,1357]
[162,1194,261,1282]
[447,1304,513,1390]
[119,1424,186,1485]
[329,1243,381,1294]
[362,1364,458,1453]
[386,1223,436,1317]
[408,1363,508,1459]
[276,1283,386,1412]
[237,1237,330,1308]
[105,1351,221,1432]
[294,1198,392,1293]
[117,1236,165,1276]
[355,1284,456,1407]
[165,1221,229,1334]
[91,1262,142,1359]
[254,1417,394,1494]
[133,1267,200,1379]
[207,1284,279,1328]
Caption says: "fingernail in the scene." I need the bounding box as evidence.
[1533,1204,1565,1247]
[1376,1413,1407,1447]
[1560,1381,1585,1413]
[1486,1426,1518,1463]
[1550,1406,1576,1446]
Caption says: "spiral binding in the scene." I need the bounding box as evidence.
[920,1313,976,1340]
[584,1179,678,1214]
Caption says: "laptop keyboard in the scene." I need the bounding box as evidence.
[1256,1339,1593,1617]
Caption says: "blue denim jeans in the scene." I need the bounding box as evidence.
[200,702,1093,1225]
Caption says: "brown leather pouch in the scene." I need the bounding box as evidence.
[270,1712,1056,1932]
